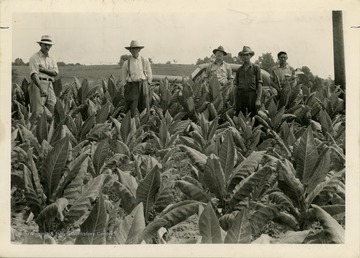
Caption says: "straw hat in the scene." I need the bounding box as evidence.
[212,46,227,56]
[125,40,144,50]
[37,35,54,45]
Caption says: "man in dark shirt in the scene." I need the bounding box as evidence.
[234,46,263,117]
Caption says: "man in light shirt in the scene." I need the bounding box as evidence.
[205,46,233,87]
[29,35,59,117]
[121,40,153,117]
[270,51,296,90]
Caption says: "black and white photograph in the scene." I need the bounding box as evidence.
[1,0,359,257]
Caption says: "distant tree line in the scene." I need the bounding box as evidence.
[12,58,83,66]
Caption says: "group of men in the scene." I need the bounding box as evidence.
[29,35,297,118]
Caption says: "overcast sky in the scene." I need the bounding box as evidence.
[7,1,360,79]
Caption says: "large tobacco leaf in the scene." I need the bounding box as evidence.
[224,209,251,244]
[199,202,222,243]
[112,181,137,214]
[230,165,272,206]
[36,111,48,145]
[179,144,207,171]
[136,165,161,222]
[93,138,110,175]
[203,154,225,201]
[62,157,89,204]
[228,151,266,191]
[154,185,175,212]
[35,198,69,226]
[175,180,210,203]
[65,174,108,226]
[308,204,344,243]
[96,101,112,124]
[295,126,319,182]
[158,200,204,229]
[41,136,70,200]
[218,130,235,182]
[75,194,108,244]
[23,166,42,216]
[113,203,146,244]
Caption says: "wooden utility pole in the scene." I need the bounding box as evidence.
[332,10,346,100]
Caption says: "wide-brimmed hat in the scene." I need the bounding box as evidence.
[125,40,144,50]
[238,46,254,56]
[213,46,227,56]
[37,35,54,45]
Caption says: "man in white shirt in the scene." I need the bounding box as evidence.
[28,35,59,117]
[121,40,153,117]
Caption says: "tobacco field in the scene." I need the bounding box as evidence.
[10,71,345,244]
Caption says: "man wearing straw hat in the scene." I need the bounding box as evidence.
[28,35,59,117]
[205,46,233,87]
[234,46,263,117]
[121,40,153,117]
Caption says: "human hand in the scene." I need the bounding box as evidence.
[255,100,261,109]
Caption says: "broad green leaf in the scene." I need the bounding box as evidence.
[273,212,299,231]
[228,151,265,191]
[136,218,168,244]
[203,154,225,201]
[87,123,112,142]
[295,126,319,182]
[249,202,279,234]
[93,139,110,175]
[79,114,96,141]
[75,194,108,244]
[23,166,42,216]
[36,111,48,145]
[319,109,334,137]
[277,230,310,244]
[306,147,331,194]
[63,157,89,204]
[268,191,299,218]
[54,100,65,125]
[109,117,121,137]
[330,146,345,171]
[159,119,169,149]
[112,181,137,214]
[120,111,133,144]
[176,180,210,202]
[320,205,345,220]
[179,144,207,171]
[115,203,146,244]
[110,139,130,156]
[35,198,69,225]
[78,78,90,104]
[309,204,344,243]
[41,136,70,199]
[224,209,251,243]
[159,200,204,228]
[199,202,222,243]
[96,101,112,124]
[219,131,235,181]
[230,165,272,206]
[154,185,175,212]
[118,170,138,197]
[305,169,344,206]
[136,165,161,222]
[277,160,304,209]
[65,174,107,226]
[18,124,41,154]
[219,211,239,231]
[25,149,44,201]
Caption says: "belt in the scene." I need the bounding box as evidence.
[39,77,53,82]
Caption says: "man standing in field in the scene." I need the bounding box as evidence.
[121,40,153,117]
[270,51,297,106]
[234,46,263,117]
[28,35,59,117]
[205,46,233,87]
[270,51,297,89]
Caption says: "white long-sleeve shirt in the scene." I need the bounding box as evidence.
[121,56,152,86]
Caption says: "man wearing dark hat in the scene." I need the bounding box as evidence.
[234,46,263,117]
[121,40,153,117]
[28,35,59,117]
[205,46,233,87]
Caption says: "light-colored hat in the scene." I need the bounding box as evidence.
[213,46,227,56]
[238,46,254,56]
[37,35,54,45]
[125,40,144,50]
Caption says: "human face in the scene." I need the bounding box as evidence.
[214,51,225,61]
[129,48,141,58]
[40,43,52,55]
[240,53,251,64]
[278,54,288,65]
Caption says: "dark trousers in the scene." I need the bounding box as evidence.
[124,81,149,117]
[234,88,257,117]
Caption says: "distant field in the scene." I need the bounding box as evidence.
[12,64,197,85]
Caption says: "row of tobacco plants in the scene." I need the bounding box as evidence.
[11,72,345,244]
